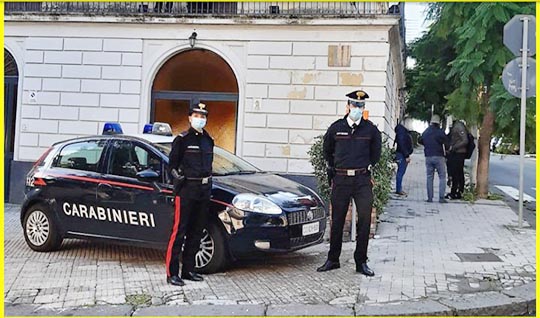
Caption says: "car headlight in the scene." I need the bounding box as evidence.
[232,193,282,215]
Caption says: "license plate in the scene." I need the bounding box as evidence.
[302,222,319,236]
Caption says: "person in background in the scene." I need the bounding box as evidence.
[419,114,449,203]
[445,120,469,199]
[394,122,414,196]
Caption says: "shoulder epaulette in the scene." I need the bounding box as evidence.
[331,118,344,127]
[178,131,189,137]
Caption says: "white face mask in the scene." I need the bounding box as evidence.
[190,117,207,131]
[348,106,364,122]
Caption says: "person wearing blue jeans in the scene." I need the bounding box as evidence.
[425,156,447,202]
[394,123,413,195]
[419,114,449,203]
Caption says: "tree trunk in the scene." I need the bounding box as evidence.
[476,105,495,198]
[470,125,479,186]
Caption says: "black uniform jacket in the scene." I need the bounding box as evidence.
[168,128,214,199]
[323,115,382,171]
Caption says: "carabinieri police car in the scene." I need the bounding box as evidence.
[22,123,327,273]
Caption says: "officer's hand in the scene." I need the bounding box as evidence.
[406,157,411,164]
[171,169,185,192]
[173,175,185,189]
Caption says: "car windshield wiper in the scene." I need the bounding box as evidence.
[236,170,257,174]
[214,170,257,176]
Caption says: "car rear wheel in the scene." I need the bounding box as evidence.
[23,204,63,252]
[195,221,229,274]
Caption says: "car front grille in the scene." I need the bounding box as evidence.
[287,207,326,226]
[290,232,324,249]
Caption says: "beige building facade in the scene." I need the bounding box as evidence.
[4,2,406,202]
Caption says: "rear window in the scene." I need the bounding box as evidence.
[52,140,107,172]
[34,147,55,168]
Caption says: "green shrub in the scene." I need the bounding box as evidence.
[307,136,331,203]
[371,139,395,213]
[308,135,394,214]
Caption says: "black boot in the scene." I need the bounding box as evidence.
[181,271,204,281]
[356,263,375,276]
[316,260,340,272]
[166,275,185,286]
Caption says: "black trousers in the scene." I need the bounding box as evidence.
[447,153,466,195]
[166,194,209,277]
[328,175,373,264]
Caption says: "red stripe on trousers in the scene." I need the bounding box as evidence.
[165,196,181,277]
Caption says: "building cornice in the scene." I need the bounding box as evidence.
[5,14,400,27]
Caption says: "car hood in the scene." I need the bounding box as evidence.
[214,173,322,209]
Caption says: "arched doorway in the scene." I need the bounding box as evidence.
[4,49,19,201]
[151,49,239,153]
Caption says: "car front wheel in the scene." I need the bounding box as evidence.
[23,204,63,252]
[195,221,229,274]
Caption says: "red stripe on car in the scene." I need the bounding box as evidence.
[50,174,154,191]
[211,198,233,208]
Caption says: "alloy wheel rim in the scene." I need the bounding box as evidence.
[26,210,50,246]
[195,229,214,269]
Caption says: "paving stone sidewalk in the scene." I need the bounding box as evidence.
[4,152,536,316]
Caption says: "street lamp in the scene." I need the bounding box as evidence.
[189,32,197,48]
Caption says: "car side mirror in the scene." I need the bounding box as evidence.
[136,169,160,182]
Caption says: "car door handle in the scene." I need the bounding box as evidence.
[97,183,113,200]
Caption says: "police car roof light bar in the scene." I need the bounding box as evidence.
[103,122,123,135]
[151,122,173,136]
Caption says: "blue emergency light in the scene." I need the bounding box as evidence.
[103,122,123,135]
[143,124,154,134]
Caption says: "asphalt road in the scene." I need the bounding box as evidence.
[488,154,536,199]
[486,154,536,228]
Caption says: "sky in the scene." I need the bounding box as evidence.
[403,2,432,133]
[404,2,431,45]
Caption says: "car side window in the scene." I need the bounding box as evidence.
[134,144,163,176]
[53,140,106,172]
[108,140,162,179]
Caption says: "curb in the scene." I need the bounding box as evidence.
[356,283,535,316]
[5,282,535,316]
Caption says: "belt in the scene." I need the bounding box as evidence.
[335,168,368,176]
[186,176,212,184]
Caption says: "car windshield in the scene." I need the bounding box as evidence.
[154,143,261,176]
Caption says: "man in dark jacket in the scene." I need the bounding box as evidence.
[317,89,382,277]
[419,114,449,203]
[446,120,469,199]
[394,123,414,196]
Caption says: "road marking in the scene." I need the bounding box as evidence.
[495,185,536,202]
